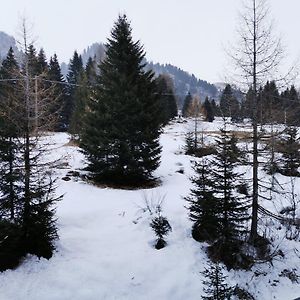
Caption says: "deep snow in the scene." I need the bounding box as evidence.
[0,118,300,300]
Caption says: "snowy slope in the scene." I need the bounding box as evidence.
[0,120,300,300]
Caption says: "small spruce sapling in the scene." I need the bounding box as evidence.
[201,261,232,300]
[150,215,172,250]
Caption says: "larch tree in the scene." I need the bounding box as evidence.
[229,0,285,245]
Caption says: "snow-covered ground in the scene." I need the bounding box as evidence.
[0,119,300,300]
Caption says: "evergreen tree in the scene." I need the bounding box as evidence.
[81,15,162,186]
[37,48,48,75]
[26,44,39,76]
[203,97,214,122]
[279,126,300,176]
[69,72,89,137]
[150,214,172,249]
[219,84,240,122]
[155,74,177,124]
[20,38,61,260]
[201,261,232,300]
[208,128,250,268]
[0,44,61,269]
[186,159,220,242]
[211,99,219,117]
[0,47,22,222]
[182,92,192,117]
[259,81,281,124]
[85,56,97,85]
[65,51,84,130]
[186,125,250,268]
[48,53,67,131]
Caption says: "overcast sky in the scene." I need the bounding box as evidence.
[0,0,299,83]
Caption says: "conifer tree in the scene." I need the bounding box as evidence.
[18,35,61,260]
[37,48,48,75]
[186,125,250,268]
[150,214,172,249]
[203,97,214,122]
[208,128,250,268]
[85,56,97,85]
[279,126,300,176]
[69,72,89,137]
[201,261,232,300]
[81,15,162,186]
[65,51,84,130]
[48,53,67,131]
[155,74,177,124]
[26,44,39,76]
[186,159,219,242]
[0,47,22,221]
[219,84,240,122]
[0,23,61,269]
[182,92,192,117]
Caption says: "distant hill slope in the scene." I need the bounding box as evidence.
[0,32,219,107]
[146,62,218,107]
[0,31,20,61]
[62,43,219,106]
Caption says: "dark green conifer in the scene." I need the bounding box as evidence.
[280,126,300,176]
[219,84,240,122]
[65,51,84,129]
[81,15,162,186]
[201,261,232,300]
[182,92,192,117]
[203,97,214,122]
[155,74,177,124]
[48,53,67,131]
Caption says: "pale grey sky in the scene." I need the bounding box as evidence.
[0,0,299,83]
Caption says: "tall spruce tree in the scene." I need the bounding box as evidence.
[155,74,178,124]
[203,97,214,122]
[81,15,162,186]
[219,84,240,121]
[208,128,250,268]
[279,126,300,176]
[65,51,84,130]
[85,56,97,85]
[182,92,192,117]
[0,47,22,222]
[187,125,250,268]
[186,159,220,242]
[48,53,67,131]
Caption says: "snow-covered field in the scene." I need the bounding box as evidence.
[0,119,300,300]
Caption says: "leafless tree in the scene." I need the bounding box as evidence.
[229,0,288,243]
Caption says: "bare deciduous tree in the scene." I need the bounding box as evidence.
[229,0,286,243]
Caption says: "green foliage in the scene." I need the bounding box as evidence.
[0,220,24,271]
[279,126,300,176]
[81,15,162,186]
[186,126,250,269]
[219,84,240,122]
[182,92,192,117]
[0,46,60,270]
[186,159,220,242]
[155,74,178,124]
[203,97,214,122]
[65,51,85,130]
[150,215,172,249]
[47,53,67,131]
